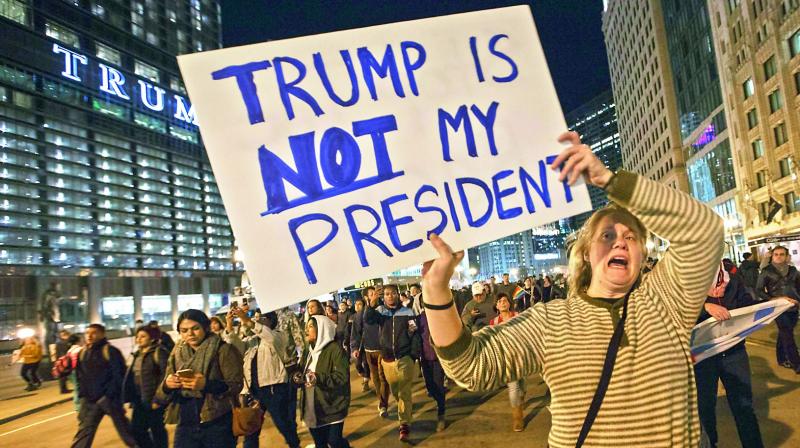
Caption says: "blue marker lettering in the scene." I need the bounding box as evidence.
[455,177,494,228]
[470,102,500,156]
[273,56,324,120]
[313,50,359,107]
[259,132,323,213]
[414,185,448,238]
[442,181,461,232]
[438,105,475,162]
[488,34,518,83]
[545,155,573,203]
[492,169,522,220]
[344,204,393,267]
[468,36,485,83]
[211,60,271,125]
[288,213,339,284]
[319,127,361,187]
[519,160,552,213]
[400,41,426,96]
[357,45,406,101]
[381,194,422,252]
[352,115,403,179]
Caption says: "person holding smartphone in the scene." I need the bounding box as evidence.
[460,282,497,332]
[155,309,243,448]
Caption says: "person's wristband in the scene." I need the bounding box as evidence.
[422,299,454,311]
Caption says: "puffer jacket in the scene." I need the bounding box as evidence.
[756,263,800,303]
[364,303,420,361]
[123,344,169,405]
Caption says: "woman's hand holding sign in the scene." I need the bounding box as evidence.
[550,131,614,188]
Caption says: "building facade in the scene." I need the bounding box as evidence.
[662,0,742,259]
[0,0,240,340]
[602,0,689,192]
[707,0,800,264]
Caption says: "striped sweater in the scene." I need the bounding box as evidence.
[435,171,723,447]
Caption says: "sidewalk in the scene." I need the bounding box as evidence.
[0,335,136,424]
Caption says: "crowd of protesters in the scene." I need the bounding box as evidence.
[14,132,800,448]
[15,244,800,448]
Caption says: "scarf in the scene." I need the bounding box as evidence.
[773,261,790,277]
[173,332,222,398]
[305,315,336,372]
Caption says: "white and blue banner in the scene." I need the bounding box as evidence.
[690,299,794,364]
[177,6,592,310]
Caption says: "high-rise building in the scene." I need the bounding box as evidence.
[0,0,239,340]
[565,89,623,228]
[602,0,688,192]
[661,0,742,258]
[707,0,800,263]
[475,230,534,280]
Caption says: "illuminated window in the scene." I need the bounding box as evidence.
[96,42,121,66]
[45,22,80,49]
[0,0,29,26]
[134,60,160,83]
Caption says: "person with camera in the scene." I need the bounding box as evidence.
[155,309,243,448]
[421,132,725,447]
[460,282,497,333]
[299,315,351,448]
[364,284,421,442]
[123,325,170,448]
[236,310,301,448]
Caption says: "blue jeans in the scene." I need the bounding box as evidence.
[694,344,763,448]
[174,412,235,448]
[244,383,300,448]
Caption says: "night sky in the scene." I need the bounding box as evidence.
[220,0,610,114]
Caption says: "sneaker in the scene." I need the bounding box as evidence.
[399,424,410,442]
[781,361,793,369]
[24,384,33,391]
[379,406,388,418]
[361,379,370,393]
[436,415,446,432]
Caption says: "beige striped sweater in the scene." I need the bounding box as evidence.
[435,171,723,447]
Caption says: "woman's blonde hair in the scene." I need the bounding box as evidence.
[568,204,649,294]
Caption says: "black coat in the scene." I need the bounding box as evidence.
[698,273,756,323]
[76,339,127,403]
[756,264,800,302]
[738,259,760,289]
[123,345,169,405]
[364,304,421,360]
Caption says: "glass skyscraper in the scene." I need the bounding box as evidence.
[0,0,240,339]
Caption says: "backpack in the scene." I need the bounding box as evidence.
[78,344,111,363]
[51,353,76,378]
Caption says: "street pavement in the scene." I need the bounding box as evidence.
[0,329,797,447]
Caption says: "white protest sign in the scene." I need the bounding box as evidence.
[690,299,794,364]
[177,6,592,310]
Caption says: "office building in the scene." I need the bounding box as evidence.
[0,0,239,339]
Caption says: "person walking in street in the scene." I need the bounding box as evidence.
[495,273,517,303]
[300,315,351,448]
[364,284,421,442]
[54,329,73,393]
[417,296,447,432]
[237,310,301,448]
[155,309,243,448]
[336,300,354,359]
[70,323,138,448]
[123,326,170,448]
[148,321,174,353]
[541,275,564,302]
[421,131,725,447]
[738,252,760,297]
[489,292,526,432]
[755,245,800,372]
[357,286,390,416]
[349,298,371,393]
[19,336,43,391]
[695,260,765,448]
[461,282,497,332]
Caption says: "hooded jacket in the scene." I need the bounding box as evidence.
[301,315,350,428]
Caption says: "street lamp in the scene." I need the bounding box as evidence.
[469,267,478,277]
